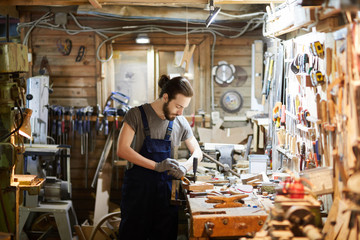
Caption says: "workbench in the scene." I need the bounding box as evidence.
[187,194,270,239]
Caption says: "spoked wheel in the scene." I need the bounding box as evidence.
[89,211,121,240]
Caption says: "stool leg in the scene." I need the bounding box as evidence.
[18,208,30,237]
[53,211,72,240]
[69,203,78,225]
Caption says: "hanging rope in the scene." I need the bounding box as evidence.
[186,6,189,45]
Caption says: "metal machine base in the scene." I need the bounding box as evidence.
[19,200,78,239]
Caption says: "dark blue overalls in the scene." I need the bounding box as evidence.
[118,106,178,240]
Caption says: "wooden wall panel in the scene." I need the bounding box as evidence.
[30,18,97,109]
[212,34,259,118]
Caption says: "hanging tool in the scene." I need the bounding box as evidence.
[95,104,101,131]
[273,102,282,128]
[75,45,85,62]
[300,142,306,171]
[57,107,62,144]
[179,44,196,72]
[69,107,75,144]
[265,56,274,101]
[312,141,319,167]
[261,52,273,105]
[61,107,65,144]
[77,109,84,155]
[84,106,92,188]
[310,41,324,58]
[103,110,109,135]
[91,129,114,188]
[280,104,286,127]
[51,106,57,141]
[302,109,311,128]
[57,39,72,56]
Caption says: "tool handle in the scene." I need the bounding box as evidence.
[52,120,56,136]
[57,120,62,136]
[87,117,91,133]
[78,119,83,135]
[193,157,198,182]
[61,120,65,133]
[95,117,100,131]
[281,105,286,126]
[104,118,109,135]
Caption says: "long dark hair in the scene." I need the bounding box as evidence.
[158,75,194,101]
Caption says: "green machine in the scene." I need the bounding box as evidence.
[0,42,29,238]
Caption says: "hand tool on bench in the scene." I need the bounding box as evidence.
[206,194,248,208]
[193,157,198,183]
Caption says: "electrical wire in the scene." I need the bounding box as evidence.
[21,12,53,46]
[18,11,264,67]
[0,104,24,142]
[219,11,265,19]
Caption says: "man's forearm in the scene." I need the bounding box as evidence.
[118,146,156,170]
[182,148,203,172]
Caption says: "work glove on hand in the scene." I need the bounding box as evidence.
[154,158,179,172]
[169,165,187,179]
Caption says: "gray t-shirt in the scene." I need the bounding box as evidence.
[123,103,193,159]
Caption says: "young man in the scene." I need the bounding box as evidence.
[117,75,203,240]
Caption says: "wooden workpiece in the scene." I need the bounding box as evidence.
[187,196,268,239]
[182,182,214,192]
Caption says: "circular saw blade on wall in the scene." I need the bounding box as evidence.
[220,90,243,113]
[212,61,236,86]
[234,65,248,87]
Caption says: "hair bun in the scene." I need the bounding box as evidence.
[158,75,170,89]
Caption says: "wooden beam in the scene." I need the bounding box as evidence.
[1,0,284,6]
[88,0,102,8]
[215,0,285,3]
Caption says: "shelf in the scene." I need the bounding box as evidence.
[296,124,315,133]
[306,116,321,124]
[285,110,297,120]
[276,146,297,160]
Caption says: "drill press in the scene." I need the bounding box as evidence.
[0,42,42,238]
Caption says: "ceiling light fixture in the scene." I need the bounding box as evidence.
[135,33,150,44]
[205,0,221,28]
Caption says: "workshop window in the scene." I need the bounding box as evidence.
[113,50,155,106]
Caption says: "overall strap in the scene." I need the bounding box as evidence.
[138,106,150,138]
[164,120,173,140]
